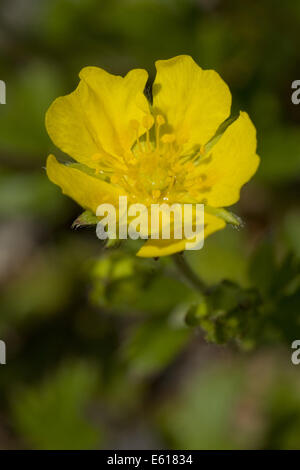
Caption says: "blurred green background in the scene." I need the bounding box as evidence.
[0,0,300,450]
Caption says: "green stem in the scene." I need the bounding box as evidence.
[172,253,209,296]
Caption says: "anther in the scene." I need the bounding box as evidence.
[152,189,161,199]
[156,114,165,126]
[142,114,154,130]
[161,133,176,144]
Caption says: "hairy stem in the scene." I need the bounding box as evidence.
[172,253,209,296]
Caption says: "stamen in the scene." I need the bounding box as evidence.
[195,153,213,166]
[189,144,206,164]
[142,114,154,130]
[113,114,211,204]
[152,189,161,199]
[155,114,165,150]
[167,175,175,192]
[156,114,165,126]
[130,119,142,152]
[124,150,136,165]
[142,115,154,151]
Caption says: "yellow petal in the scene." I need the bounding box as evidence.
[46,154,125,213]
[153,55,231,150]
[200,112,260,207]
[136,212,225,257]
[46,67,149,167]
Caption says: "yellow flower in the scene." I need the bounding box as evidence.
[46,55,259,257]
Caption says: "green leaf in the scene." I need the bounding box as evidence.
[123,318,190,377]
[11,362,102,450]
[185,301,208,326]
[157,364,244,449]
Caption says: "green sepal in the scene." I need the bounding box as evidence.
[72,210,99,229]
[205,205,243,227]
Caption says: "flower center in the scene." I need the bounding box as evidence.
[93,114,212,205]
